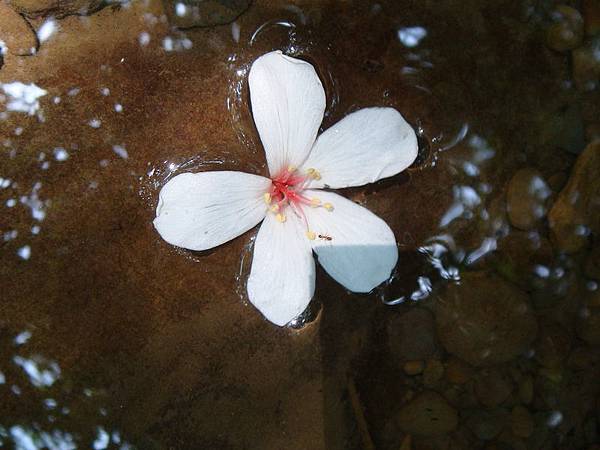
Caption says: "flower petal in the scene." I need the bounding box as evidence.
[153,171,270,251]
[303,190,398,292]
[247,211,315,326]
[300,107,418,189]
[249,50,326,176]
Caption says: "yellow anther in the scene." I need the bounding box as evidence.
[310,197,321,207]
[306,231,316,240]
[324,202,334,212]
[276,213,286,223]
[270,204,280,212]
[263,192,271,204]
[305,168,322,180]
[287,165,296,173]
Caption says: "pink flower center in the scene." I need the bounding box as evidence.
[263,166,333,239]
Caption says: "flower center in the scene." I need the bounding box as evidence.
[263,165,333,240]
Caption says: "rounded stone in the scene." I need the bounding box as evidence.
[8,0,104,18]
[534,321,572,368]
[518,376,534,405]
[494,231,554,291]
[546,5,584,52]
[403,360,425,376]
[435,272,538,366]
[397,391,458,436]
[0,2,38,56]
[576,307,600,345]
[510,405,535,438]
[466,408,508,441]
[474,368,513,408]
[506,168,552,231]
[445,357,473,385]
[388,307,438,363]
[585,244,600,279]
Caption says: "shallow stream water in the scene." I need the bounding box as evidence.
[1,0,600,449]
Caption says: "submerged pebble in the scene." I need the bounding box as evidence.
[474,368,513,408]
[549,141,600,252]
[506,168,552,231]
[397,391,458,436]
[388,308,438,363]
[546,5,584,52]
[572,38,600,89]
[510,405,535,438]
[585,244,600,279]
[534,321,573,368]
[466,408,507,441]
[436,273,538,366]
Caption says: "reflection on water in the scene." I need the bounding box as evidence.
[1,0,600,448]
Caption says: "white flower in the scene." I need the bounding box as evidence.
[154,50,418,326]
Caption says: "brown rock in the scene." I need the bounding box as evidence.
[445,358,473,385]
[573,38,600,90]
[518,376,534,405]
[0,2,38,56]
[506,168,552,230]
[584,0,600,36]
[510,406,535,438]
[534,321,573,368]
[388,307,438,363]
[549,141,600,252]
[546,5,585,52]
[397,391,458,436]
[475,369,513,408]
[435,273,538,366]
[585,244,600,279]
[423,359,444,388]
[494,230,554,291]
[404,360,425,376]
[577,307,600,345]
[7,0,104,18]
[466,408,508,441]
[163,0,251,28]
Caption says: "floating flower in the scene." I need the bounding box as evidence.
[154,50,417,326]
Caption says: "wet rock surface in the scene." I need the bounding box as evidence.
[1,1,600,449]
[397,391,458,436]
[506,168,551,231]
[0,1,38,56]
[7,0,104,18]
[164,0,252,28]
[549,141,600,252]
[435,272,538,366]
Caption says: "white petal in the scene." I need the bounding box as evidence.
[153,171,270,251]
[249,50,326,176]
[247,211,315,326]
[300,107,418,189]
[304,190,398,292]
